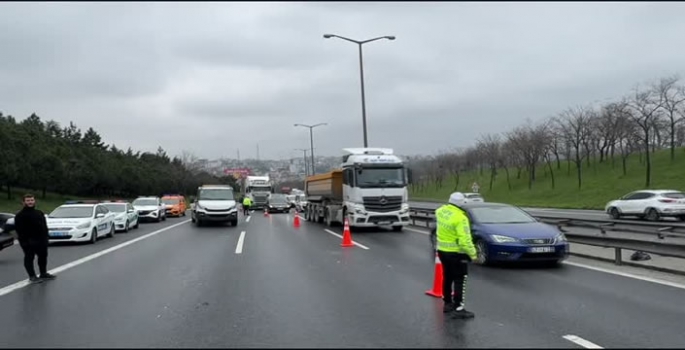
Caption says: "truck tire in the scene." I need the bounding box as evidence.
[392,225,404,232]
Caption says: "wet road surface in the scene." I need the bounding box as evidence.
[0,212,684,348]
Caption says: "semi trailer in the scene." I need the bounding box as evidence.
[303,148,412,231]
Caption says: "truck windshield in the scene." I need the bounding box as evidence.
[199,189,234,200]
[250,186,271,193]
[355,167,406,188]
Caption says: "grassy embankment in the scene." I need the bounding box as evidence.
[410,148,685,210]
[0,188,96,214]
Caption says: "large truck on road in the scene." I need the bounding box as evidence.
[241,175,273,209]
[303,148,412,231]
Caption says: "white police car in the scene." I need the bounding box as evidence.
[101,201,139,233]
[47,202,116,244]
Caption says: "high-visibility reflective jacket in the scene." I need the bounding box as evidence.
[435,204,477,260]
[242,197,252,206]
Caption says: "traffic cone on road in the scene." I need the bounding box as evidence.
[425,252,444,298]
[341,218,354,247]
[264,209,269,217]
[293,212,301,228]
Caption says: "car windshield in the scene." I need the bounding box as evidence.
[199,189,234,200]
[133,199,158,206]
[469,206,536,224]
[49,206,94,218]
[102,204,126,213]
[662,192,685,199]
[355,167,405,188]
[162,198,180,205]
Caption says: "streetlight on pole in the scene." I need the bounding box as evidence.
[294,148,309,176]
[294,123,327,176]
[323,33,395,148]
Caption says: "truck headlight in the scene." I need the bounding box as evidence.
[353,203,366,214]
[400,203,410,213]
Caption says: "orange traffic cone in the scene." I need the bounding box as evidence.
[264,209,269,217]
[341,218,354,247]
[293,212,301,228]
[425,252,444,298]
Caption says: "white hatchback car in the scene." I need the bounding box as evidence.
[604,189,685,221]
[47,202,116,243]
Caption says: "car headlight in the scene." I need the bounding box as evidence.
[490,234,519,243]
[196,204,204,210]
[555,233,567,242]
[76,221,91,229]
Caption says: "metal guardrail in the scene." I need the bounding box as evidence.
[408,207,685,268]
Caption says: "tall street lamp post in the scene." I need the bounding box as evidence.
[294,148,309,176]
[323,33,395,147]
[294,123,327,175]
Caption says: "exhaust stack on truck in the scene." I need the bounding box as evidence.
[303,148,412,231]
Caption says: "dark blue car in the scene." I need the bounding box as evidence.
[430,202,569,265]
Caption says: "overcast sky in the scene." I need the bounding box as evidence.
[1,2,684,161]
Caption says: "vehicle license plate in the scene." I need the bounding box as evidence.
[49,231,67,237]
[528,246,555,253]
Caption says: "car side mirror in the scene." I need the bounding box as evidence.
[96,213,105,218]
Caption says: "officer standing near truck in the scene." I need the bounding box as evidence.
[435,192,477,319]
[242,196,252,216]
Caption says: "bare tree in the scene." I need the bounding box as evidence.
[628,82,665,187]
[506,121,550,190]
[476,134,501,191]
[557,106,593,189]
[656,76,685,161]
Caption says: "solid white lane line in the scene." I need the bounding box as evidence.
[563,261,685,291]
[0,220,191,298]
[235,231,246,254]
[324,229,370,250]
[246,216,251,223]
[562,335,603,349]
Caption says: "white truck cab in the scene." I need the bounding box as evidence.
[192,185,239,227]
[305,148,413,231]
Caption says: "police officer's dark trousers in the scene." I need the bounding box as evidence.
[19,239,49,278]
[438,251,469,306]
[243,205,250,215]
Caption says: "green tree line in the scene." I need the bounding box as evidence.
[0,112,237,200]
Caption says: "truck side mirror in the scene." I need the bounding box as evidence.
[407,168,413,185]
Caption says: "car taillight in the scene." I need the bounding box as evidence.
[659,198,676,203]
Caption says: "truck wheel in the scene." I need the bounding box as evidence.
[392,225,404,232]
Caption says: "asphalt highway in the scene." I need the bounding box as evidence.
[1,212,684,348]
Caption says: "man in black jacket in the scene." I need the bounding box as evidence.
[14,194,56,283]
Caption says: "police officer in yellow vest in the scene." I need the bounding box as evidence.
[242,196,252,216]
[435,192,477,319]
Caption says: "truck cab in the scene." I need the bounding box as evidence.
[191,185,239,227]
[305,148,412,231]
[243,176,272,210]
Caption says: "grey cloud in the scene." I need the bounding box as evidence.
[1,2,685,161]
